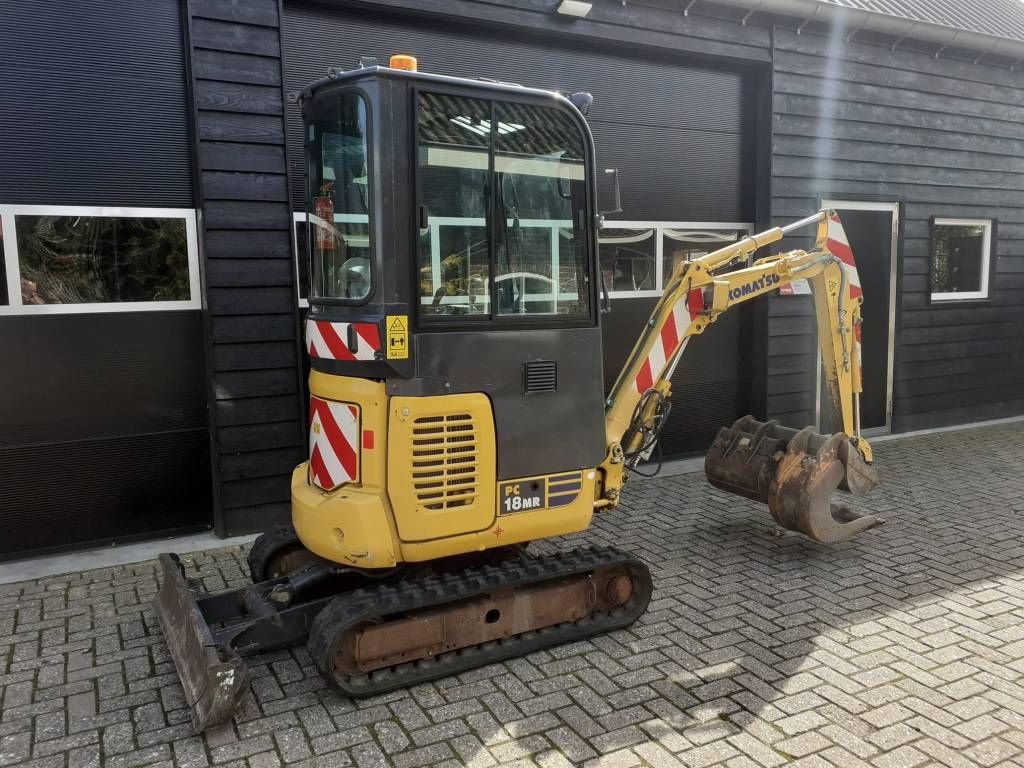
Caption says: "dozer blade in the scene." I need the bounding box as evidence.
[705,416,882,543]
[154,554,247,731]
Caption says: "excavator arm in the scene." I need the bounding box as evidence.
[598,210,882,543]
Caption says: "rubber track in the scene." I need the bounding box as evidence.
[246,525,301,583]
[307,546,653,697]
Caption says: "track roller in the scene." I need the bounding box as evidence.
[307,547,652,697]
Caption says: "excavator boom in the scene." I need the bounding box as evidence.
[600,210,881,542]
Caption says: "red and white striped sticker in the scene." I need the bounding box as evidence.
[826,213,862,303]
[306,318,381,361]
[634,289,703,394]
[308,396,359,491]
[825,213,864,385]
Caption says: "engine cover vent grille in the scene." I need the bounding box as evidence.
[411,413,478,511]
[523,360,557,394]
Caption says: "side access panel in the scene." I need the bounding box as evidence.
[387,393,497,542]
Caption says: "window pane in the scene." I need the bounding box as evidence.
[663,229,745,282]
[932,223,987,295]
[295,219,310,302]
[417,93,491,318]
[494,102,589,316]
[0,220,7,306]
[599,229,655,292]
[307,92,372,302]
[15,216,189,304]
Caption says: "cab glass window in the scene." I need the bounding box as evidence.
[306,91,372,302]
[494,102,588,316]
[417,93,491,317]
[416,92,591,321]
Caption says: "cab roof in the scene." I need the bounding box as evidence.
[299,63,576,111]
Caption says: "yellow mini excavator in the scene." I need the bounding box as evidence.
[155,56,881,730]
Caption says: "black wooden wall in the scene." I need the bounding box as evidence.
[186,0,305,535]
[769,24,1024,431]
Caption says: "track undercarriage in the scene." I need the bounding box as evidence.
[155,530,652,731]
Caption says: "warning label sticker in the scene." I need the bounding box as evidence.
[386,315,409,359]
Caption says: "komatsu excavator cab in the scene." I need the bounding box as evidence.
[294,59,610,565]
[155,57,882,732]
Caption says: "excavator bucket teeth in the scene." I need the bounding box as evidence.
[154,554,247,731]
[705,416,882,543]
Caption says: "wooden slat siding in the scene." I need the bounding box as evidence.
[214,369,297,400]
[217,395,300,426]
[214,342,297,371]
[187,0,303,535]
[219,423,303,454]
[219,448,305,481]
[767,296,818,413]
[769,24,1024,433]
[775,136,1024,177]
[775,115,1024,158]
[205,258,295,287]
[198,112,285,143]
[194,82,283,115]
[201,142,287,172]
[775,94,1024,143]
[774,49,1024,108]
[343,0,772,63]
[201,171,289,201]
[211,315,296,343]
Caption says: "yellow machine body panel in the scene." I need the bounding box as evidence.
[294,374,600,565]
[292,372,401,568]
[399,469,597,561]
[387,393,497,542]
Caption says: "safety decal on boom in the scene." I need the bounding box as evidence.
[498,471,583,515]
[825,214,862,302]
[824,213,864,382]
[634,292,702,394]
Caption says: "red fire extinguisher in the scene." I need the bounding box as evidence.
[314,182,334,251]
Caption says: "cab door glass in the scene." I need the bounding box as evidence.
[417,93,491,317]
[494,102,588,316]
[307,92,373,302]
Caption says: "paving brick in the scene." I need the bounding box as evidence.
[6,424,1024,768]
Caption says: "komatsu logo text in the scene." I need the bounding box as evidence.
[729,274,779,301]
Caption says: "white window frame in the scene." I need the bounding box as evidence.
[295,211,310,308]
[599,220,753,299]
[291,214,755,306]
[295,212,586,310]
[930,217,992,302]
[0,205,201,315]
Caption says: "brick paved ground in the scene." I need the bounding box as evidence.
[4,422,1024,768]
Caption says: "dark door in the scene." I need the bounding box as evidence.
[824,204,897,431]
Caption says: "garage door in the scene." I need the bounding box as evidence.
[281,3,755,455]
[0,0,211,557]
